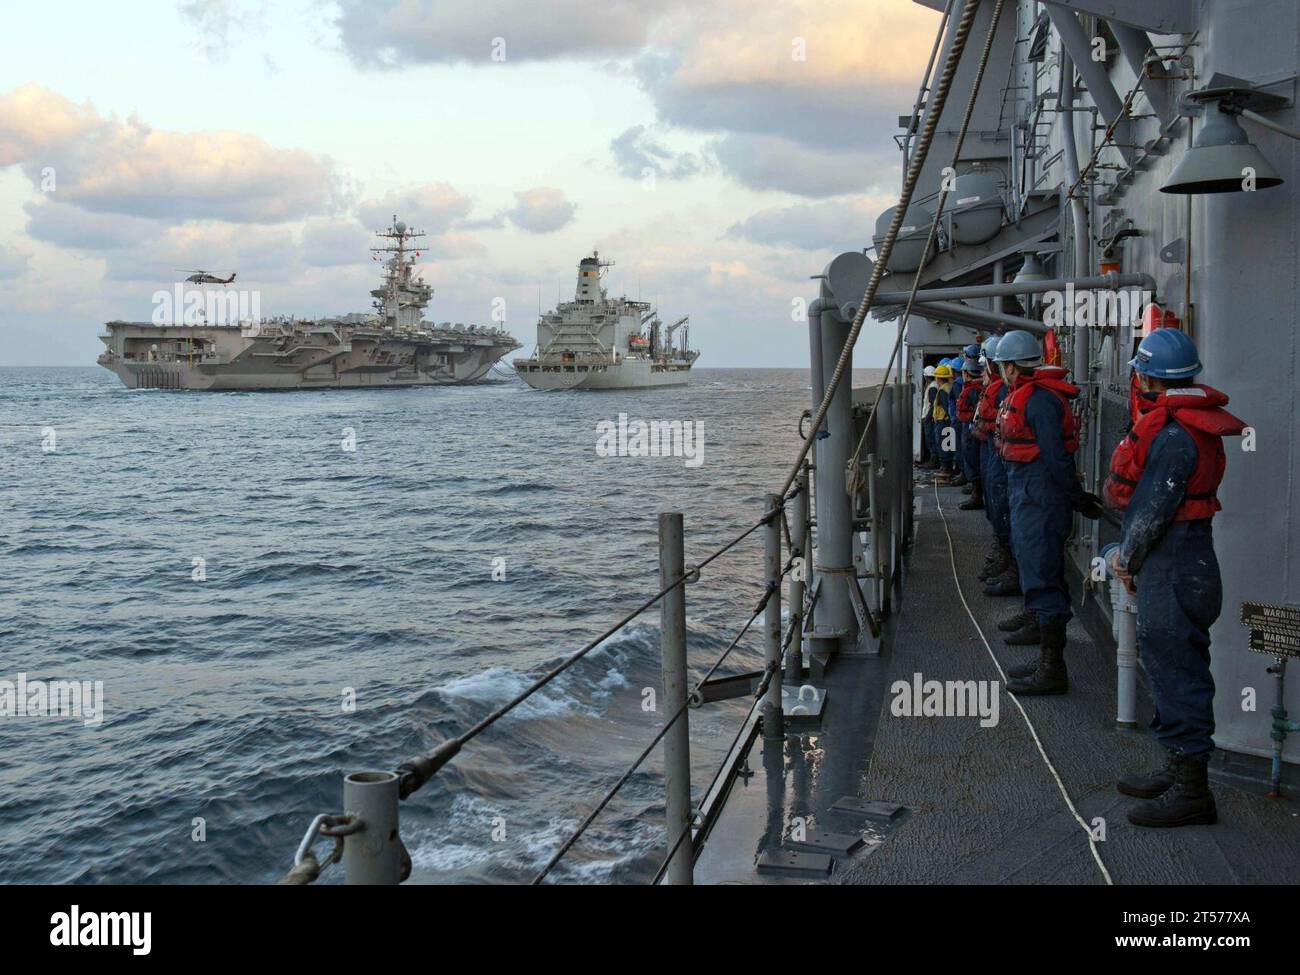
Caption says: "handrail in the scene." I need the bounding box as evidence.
[392,496,793,801]
[532,571,793,884]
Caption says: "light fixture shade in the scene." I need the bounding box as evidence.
[1161,107,1284,194]
[1013,251,1048,286]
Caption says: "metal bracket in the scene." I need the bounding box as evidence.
[1159,237,1187,265]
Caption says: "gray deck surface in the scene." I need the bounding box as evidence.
[695,478,1300,885]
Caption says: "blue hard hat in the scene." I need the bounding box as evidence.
[1130,328,1202,379]
[992,330,1042,364]
[963,343,981,358]
[966,356,984,373]
[981,335,1000,358]
[950,356,966,372]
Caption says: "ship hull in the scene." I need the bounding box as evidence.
[97,323,516,391]
[515,357,694,391]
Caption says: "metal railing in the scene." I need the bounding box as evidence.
[282,477,816,885]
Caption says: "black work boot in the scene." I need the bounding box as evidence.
[997,609,1036,632]
[978,544,1010,581]
[1006,657,1038,679]
[1127,755,1217,827]
[1003,616,1041,645]
[951,473,968,487]
[1001,611,1041,676]
[959,487,985,510]
[1008,617,1068,695]
[982,560,1021,597]
[1117,750,1176,799]
[961,482,974,495]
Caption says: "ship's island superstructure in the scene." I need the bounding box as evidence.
[97,218,520,390]
[514,252,698,390]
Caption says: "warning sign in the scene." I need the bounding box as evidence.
[1240,603,1300,658]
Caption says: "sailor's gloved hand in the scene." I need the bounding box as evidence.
[1074,491,1105,520]
[1108,548,1137,595]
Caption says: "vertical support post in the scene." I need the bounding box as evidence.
[342,771,401,885]
[784,469,809,684]
[903,378,915,542]
[883,385,898,596]
[814,308,858,647]
[866,451,883,614]
[1271,658,1288,798]
[763,495,785,737]
[658,512,693,885]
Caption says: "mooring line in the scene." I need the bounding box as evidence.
[932,482,1115,886]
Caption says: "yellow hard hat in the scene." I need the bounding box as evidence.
[934,364,953,379]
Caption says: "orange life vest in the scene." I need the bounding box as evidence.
[971,377,1004,442]
[955,379,983,423]
[996,373,1080,463]
[1103,385,1246,521]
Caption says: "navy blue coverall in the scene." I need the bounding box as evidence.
[1118,422,1220,760]
[935,384,955,472]
[1005,386,1081,625]
[980,383,1011,548]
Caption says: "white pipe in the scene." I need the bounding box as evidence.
[1109,575,1139,729]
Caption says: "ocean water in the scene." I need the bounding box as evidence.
[0,365,883,884]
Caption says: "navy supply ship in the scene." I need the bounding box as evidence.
[514,252,698,390]
[96,218,520,390]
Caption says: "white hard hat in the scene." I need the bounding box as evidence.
[923,365,937,377]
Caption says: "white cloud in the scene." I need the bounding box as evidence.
[610,125,708,181]
[0,84,342,222]
[712,133,894,198]
[301,217,371,267]
[328,0,939,195]
[727,195,894,251]
[505,187,576,234]
[0,242,31,279]
[335,0,685,67]
[356,182,476,235]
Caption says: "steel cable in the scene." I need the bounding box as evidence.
[775,0,983,502]
[395,505,785,798]
[847,0,1007,496]
[532,569,793,884]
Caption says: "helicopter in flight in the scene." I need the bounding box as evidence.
[177,269,237,285]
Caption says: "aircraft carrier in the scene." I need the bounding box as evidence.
[96,218,520,390]
[514,252,698,390]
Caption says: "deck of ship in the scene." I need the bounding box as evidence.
[693,477,1300,885]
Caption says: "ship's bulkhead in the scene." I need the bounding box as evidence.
[873,0,1300,786]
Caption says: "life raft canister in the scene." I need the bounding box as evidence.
[996,374,1080,462]
[971,376,1004,442]
[1104,385,1246,520]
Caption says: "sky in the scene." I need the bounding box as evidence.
[0,0,942,367]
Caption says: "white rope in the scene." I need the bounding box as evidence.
[932,482,1114,886]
